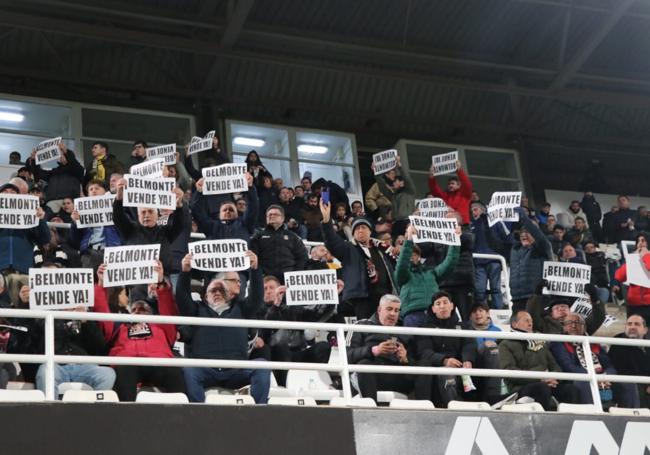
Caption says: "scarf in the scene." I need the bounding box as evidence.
[94,155,106,181]
[208,301,230,315]
[512,328,546,351]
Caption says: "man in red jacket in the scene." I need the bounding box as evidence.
[94,261,185,401]
[428,159,473,225]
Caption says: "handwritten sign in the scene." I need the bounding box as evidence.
[409,215,460,245]
[284,269,338,306]
[29,268,94,310]
[487,191,521,227]
[35,137,62,165]
[431,151,458,176]
[189,239,250,272]
[372,149,397,175]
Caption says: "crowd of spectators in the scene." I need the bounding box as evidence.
[0,139,648,410]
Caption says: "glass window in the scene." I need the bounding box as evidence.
[296,131,353,164]
[406,144,457,173]
[233,154,291,186]
[406,172,433,199]
[0,133,75,166]
[0,99,72,137]
[230,123,289,158]
[471,178,521,203]
[465,149,518,179]
[82,108,191,144]
[299,162,356,194]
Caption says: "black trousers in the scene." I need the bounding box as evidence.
[517,381,581,410]
[442,286,474,321]
[356,359,414,402]
[113,365,186,402]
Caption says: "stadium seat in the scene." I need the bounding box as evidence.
[608,407,650,416]
[268,373,296,398]
[330,396,377,408]
[205,387,234,397]
[557,403,602,414]
[62,390,119,403]
[501,402,545,413]
[268,396,317,407]
[0,389,46,402]
[376,391,408,404]
[58,382,93,397]
[447,401,491,411]
[205,394,255,406]
[135,391,189,404]
[389,399,435,410]
[286,369,342,401]
[6,381,35,390]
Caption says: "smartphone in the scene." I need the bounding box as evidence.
[389,336,398,344]
[321,187,330,205]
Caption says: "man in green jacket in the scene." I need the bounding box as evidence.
[395,224,459,327]
[499,310,580,410]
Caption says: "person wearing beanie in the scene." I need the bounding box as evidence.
[415,291,477,407]
[320,200,396,320]
[526,279,606,335]
[395,224,459,327]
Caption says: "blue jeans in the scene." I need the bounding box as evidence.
[474,261,503,309]
[574,380,639,408]
[403,311,428,328]
[183,358,270,403]
[36,364,116,397]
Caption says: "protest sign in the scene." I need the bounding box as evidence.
[487,191,521,227]
[103,244,160,287]
[0,194,40,229]
[408,215,460,245]
[625,253,650,287]
[372,149,397,175]
[189,239,250,272]
[188,130,215,155]
[570,296,593,318]
[284,269,338,306]
[35,137,62,165]
[202,163,248,195]
[130,158,164,179]
[145,143,176,165]
[74,194,115,228]
[29,268,94,310]
[542,261,591,298]
[431,151,458,176]
[416,197,448,218]
[123,174,176,210]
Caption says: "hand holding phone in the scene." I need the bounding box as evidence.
[321,187,330,205]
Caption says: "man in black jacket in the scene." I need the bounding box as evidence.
[250,205,308,281]
[347,294,414,402]
[416,291,477,407]
[82,142,125,192]
[176,251,270,403]
[608,315,650,407]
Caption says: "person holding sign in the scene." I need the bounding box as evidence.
[184,135,230,219]
[371,155,416,236]
[320,200,396,320]
[395,224,459,327]
[176,252,270,404]
[112,176,189,276]
[428,158,472,225]
[347,295,415,403]
[95,262,186,402]
[69,179,122,272]
[26,142,84,214]
[130,140,147,166]
[82,142,125,194]
[614,232,650,321]
[191,173,259,243]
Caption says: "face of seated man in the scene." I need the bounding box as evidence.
[138,207,158,228]
[431,295,454,320]
[377,298,400,327]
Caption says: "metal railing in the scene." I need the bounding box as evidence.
[2,308,650,411]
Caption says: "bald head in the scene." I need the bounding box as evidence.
[9,177,28,194]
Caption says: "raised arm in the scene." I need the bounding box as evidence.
[175,255,199,317]
[243,182,259,234]
[242,255,263,319]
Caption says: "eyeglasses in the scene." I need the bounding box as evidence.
[223,278,241,284]
[207,287,225,295]
[563,320,584,326]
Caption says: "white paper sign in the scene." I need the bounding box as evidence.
[372,149,397,175]
[202,163,248,195]
[625,253,650,287]
[487,191,521,227]
[103,244,160,287]
[0,194,40,229]
[189,239,250,272]
[542,261,592,298]
[188,130,215,155]
[570,296,593,318]
[35,137,62,165]
[123,174,176,210]
[146,144,176,165]
[431,151,458,176]
[29,268,94,310]
[130,158,165,179]
[74,194,115,228]
[284,269,339,306]
[416,197,448,218]
[409,215,460,245]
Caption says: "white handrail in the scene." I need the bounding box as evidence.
[472,252,511,308]
[2,308,649,410]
